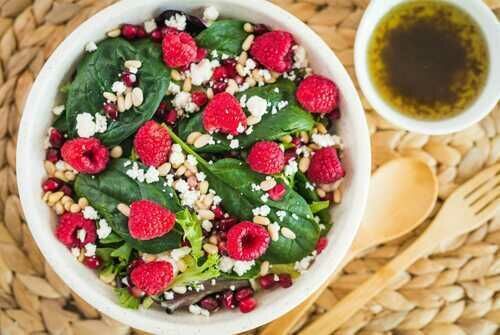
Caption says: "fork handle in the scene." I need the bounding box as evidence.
[299,229,438,335]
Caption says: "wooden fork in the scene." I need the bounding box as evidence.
[299,163,500,335]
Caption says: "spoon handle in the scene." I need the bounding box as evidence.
[299,230,437,335]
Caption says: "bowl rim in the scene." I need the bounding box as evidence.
[355,0,500,135]
[16,0,371,333]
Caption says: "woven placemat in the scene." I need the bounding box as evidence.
[0,0,498,334]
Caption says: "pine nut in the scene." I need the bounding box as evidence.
[281,227,296,240]
[117,203,130,217]
[175,165,187,177]
[247,115,261,126]
[103,92,117,102]
[65,171,76,181]
[110,146,123,158]
[54,203,65,215]
[208,235,218,245]
[236,63,246,77]
[61,195,72,206]
[198,209,215,221]
[202,194,214,208]
[187,176,198,188]
[70,204,81,213]
[238,51,248,65]
[124,91,133,110]
[243,23,254,33]
[299,157,311,172]
[196,199,207,210]
[246,77,257,87]
[260,261,270,276]
[334,189,341,203]
[125,60,142,69]
[172,286,187,294]
[281,135,293,143]
[187,132,202,145]
[203,243,218,255]
[316,123,328,134]
[78,197,89,208]
[63,201,72,211]
[194,134,212,148]
[268,224,280,241]
[158,163,171,176]
[132,87,144,107]
[54,170,68,182]
[107,28,121,38]
[300,131,310,143]
[171,70,183,81]
[42,192,51,202]
[184,168,193,178]
[253,216,270,226]
[252,69,263,82]
[117,94,126,112]
[44,161,55,176]
[206,87,214,99]
[199,181,209,194]
[260,178,277,191]
[242,34,255,51]
[183,77,192,92]
[316,188,326,198]
[225,79,238,95]
[48,192,64,206]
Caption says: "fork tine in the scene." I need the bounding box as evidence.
[471,186,500,213]
[458,164,500,197]
[467,175,500,204]
[476,198,500,224]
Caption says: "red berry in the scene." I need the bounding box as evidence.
[83,256,102,269]
[253,24,270,36]
[247,141,285,175]
[226,221,270,261]
[278,274,293,288]
[42,177,63,192]
[212,66,228,82]
[155,102,168,118]
[164,110,178,125]
[130,260,173,296]
[46,148,59,163]
[296,75,340,114]
[221,290,236,309]
[292,137,302,147]
[128,199,176,240]
[136,26,147,38]
[191,91,208,107]
[268,183,287,201]
[212,207,224,219]
[212,80,228,93]
[121,72,137,87]
[133,120,172,167]
[258,274,278,289]
[195,48,208,62]
[235,287,254,302]
[60,184,73,197]
[49,128,64,148]
[103,102,118,120]
[55,212,96,248]
[61,138,109,174]
[218,240,228,255]
[239,297,257,313]
[316,236,328,254]
[330,108,341,120]
[121,24,138,40]
[202,92,247,135]
[307,147,345,184]
[151,28,163,42]
[215,217,238,232]
[162,30,198,68]
[250,31,294,73]
[199,296,219,311]
[284,149,296,164]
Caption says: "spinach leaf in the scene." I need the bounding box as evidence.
[66,38,170,146]
[74,159,183,254]
[176,209,203,261]
[177,80,314,153]
[168,129,320,264]
[196,20,249,56]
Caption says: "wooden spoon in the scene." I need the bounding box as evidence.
[300,163,500,335]
[261,158,438,335]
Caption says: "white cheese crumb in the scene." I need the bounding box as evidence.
[76,229,87,243]
[171,247,191,260]
[164,291,175,300]
[246,95,268,118]
[196,172,206,181]
[233,260,255,276]
[229,139,239,149]
[260,193,269,202]
[213,195,222,206]
[245,126,254,135]
[169,151,186,166]
[75,113,96,138]
[165,14,187,31]
[190,59,213,86]
[52,105,65,116]
[82,206,99,220]
[202,220,213,232]
[84,243,96,257]
[252,205,271,217]
[126,162,145,182]
[284,160,298,176]
[295,255,315,273]
[144,19,158,34]
[276,210,287,222]
[167,82,181,95]
[219,256,235,273]
[144,166,160,184]
[239,95,247,108]
[293,45,308,69]
[71,248,81,258]
[97,219,112,239]
[203,6,219,22]
[186,155,198,167]
[94,113,108,133]
[311,133,342,148]
[111,81,127,95]
[85,41,98,53]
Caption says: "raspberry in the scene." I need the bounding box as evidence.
[247,141,285,175]
[162,30,198,68]
[250,31,294,73]
[128,200,176,240]
[195,48,208,63]
[226,221,270,261]
[202,92,247,135]
[307,147,345,184]
[133,121,172,167]
[130,261,173,296]
[239,297,257,313]
[296,75,340,114]
[61,137,109,174]
[55,212,97,248]
[268,183,286,201]
[315,236,328,254]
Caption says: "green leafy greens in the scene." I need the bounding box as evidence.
[196,20,249,56]
[176,209,204,261]
[169,254,221,288]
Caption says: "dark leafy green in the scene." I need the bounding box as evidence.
[168,128,320,264]
[196,20,249,56]
[177,80,314,153]
[65,38,170,146]
[74,159,183,254]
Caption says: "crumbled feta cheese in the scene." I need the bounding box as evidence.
[85,41,98,53]
[246,95,268,118]
[277,100,288,110]
[202,220,213,232]
[94,113,107,133]
[167,82,181,95]
[260,193,269,202]
[219,256,235,273]
[305,182,314,191]
[164,291,175,300]
[171,246,191,260]
[319,224,326,230]
[233,260,255,276]
[190,59,213,86]
[245,126,254,135]
[169,151,186,166]
[144,19,157,34]
[82,206,99,220]
[311,133,341,148]
[251,183,261,192]
[123,160,132,167]
[77,229,87,243]
[293,45,308,69]
[126,162,145,182]
[173,92,199,113]
[203,6,219,22]
[71,248,81,258]
[273,88,280,93]
[239,95,247,108]
[259,69,272,81]
[292,213,299,220]
[55,160,66,171]
[84,243,96,257]
[276,210,287,222]
[236,123,245,134]
[165,14,187,31]
[210,49,219,58]
[97,219,112,239]
[186,155,198,167]
[174,179,190,193]
[243,59,257,75]
[111,81,127,94]
[213,195,222,206]
[284,160,298,176]
[144,166,160,184]
[188,304,202,315]
[252,205,271,217]
[181,189,199,208]
[196,172,206,181]
[52,105,65,116]
[295,255,315,273]
[75,113,96,138]
[229,139,239,149]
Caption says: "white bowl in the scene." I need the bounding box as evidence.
[355,0,500,135]
[16,0,371,333]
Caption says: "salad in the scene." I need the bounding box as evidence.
[41,6,345,316]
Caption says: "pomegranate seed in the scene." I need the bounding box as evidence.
[284,149,296,164]
[221,290,236,309]
[212,80,228,93]
[199,296,219,311]
[103,102,118,119]
[215,217,238,232]
[195,48,208,62]
[121,72,137,87]
[46,148,59,163]
[155,102,168,118]
[222,59,238,78]
[239,297,257,313]
[316,237,328,254]
[83,256,102,269]
[292,137,302,147]
[217,241,228,255]
[268,183,287,201]
[60,184,73,197]
[191,91,208,107]
[121,24,138,40]
[253,24,270,35]
[278,274,293,288]
[235,287,254,302]
[130,286,145,298]
[49,128,64,148]
[136,26,147,38]
[164,110,177,125]
[180,239,191,247]
[258,274,277,289]
[212,66,228,82]
[213,207,224,219]
[150,28,163,42]
[42,178,63,192]
[330,108,341,120]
